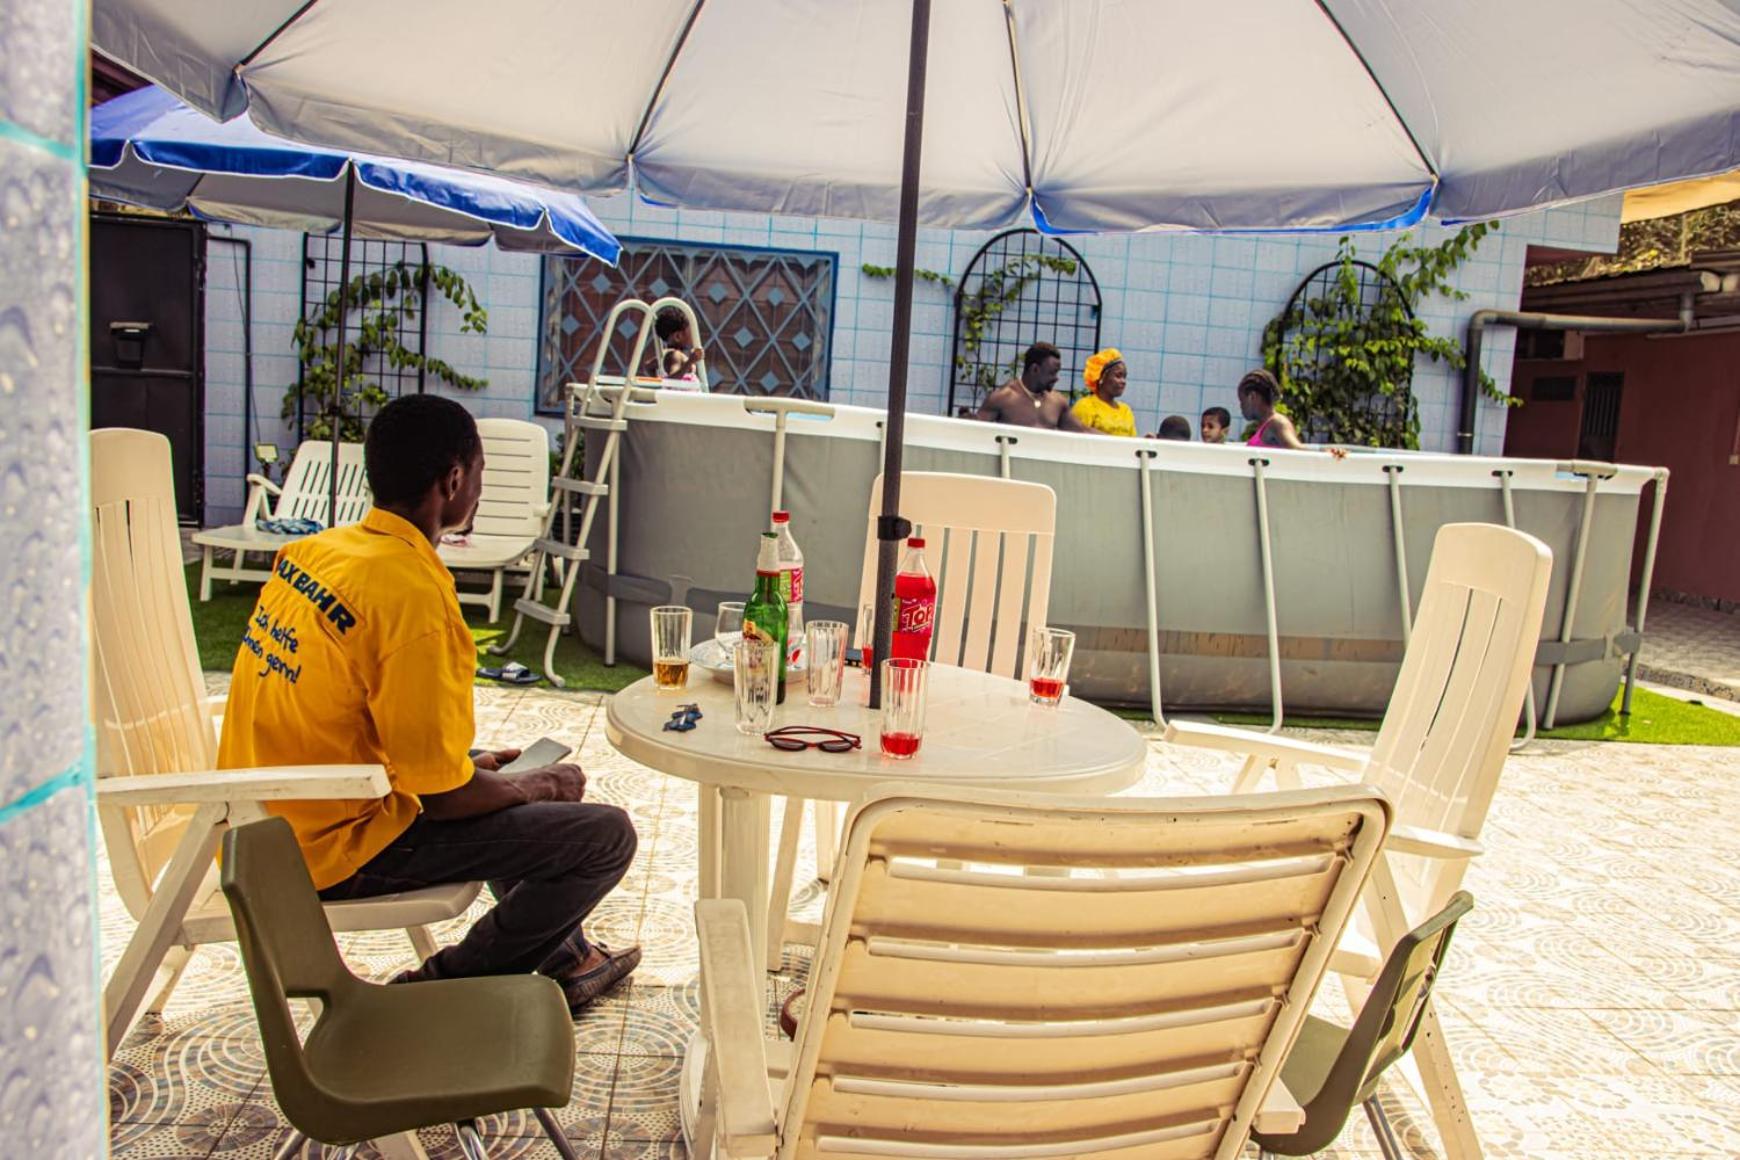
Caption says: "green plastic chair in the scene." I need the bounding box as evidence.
[220,817,580,1160]
[1253,891,1475,1160]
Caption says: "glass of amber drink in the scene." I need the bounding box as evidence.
[651,606,692,691]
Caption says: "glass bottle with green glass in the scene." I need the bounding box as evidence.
[743,532,788,704]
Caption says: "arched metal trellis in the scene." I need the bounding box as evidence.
[947,229,1101,416]
[1271,258,1417,447]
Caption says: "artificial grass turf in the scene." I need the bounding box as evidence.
[186,563,647,693]
[1207,685,1740,746]
[191,564,1738,742]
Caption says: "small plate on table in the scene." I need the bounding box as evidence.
[690,635,807,684]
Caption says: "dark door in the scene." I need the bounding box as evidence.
[90,213,205,522]
[1578,371,1624,462]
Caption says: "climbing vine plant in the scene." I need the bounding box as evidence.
[285,261,489,441]
[862,251,1080,408]
[1260,222,1506,450]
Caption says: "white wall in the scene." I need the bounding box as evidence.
[0,0,106,1153]
[201,195,1623,526]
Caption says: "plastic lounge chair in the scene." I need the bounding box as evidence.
[1253,892,1475,1160]
[689,782,1392,1160]
[92,428,479,1056]
[221,816,581,1160]
[192,439,370,601]
[439,417,551,622]
[764,470,1058,971]
[1164,522,1552,1159]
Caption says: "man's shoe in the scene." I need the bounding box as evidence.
[558,943,641,1015]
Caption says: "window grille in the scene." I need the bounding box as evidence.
[296,235,430,439]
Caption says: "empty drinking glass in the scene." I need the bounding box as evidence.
[806,620,849,707]
[879,658,929,759]
[651,605,692,691]
[733,637,778,735]
[1027,627,1076,706]
[715,601,745,652]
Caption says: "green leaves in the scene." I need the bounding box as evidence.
[1261,223,1499,450]
[282,260,490,440]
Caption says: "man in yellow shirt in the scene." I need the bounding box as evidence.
[1071,348,1138,436]
[218,395,638,1013]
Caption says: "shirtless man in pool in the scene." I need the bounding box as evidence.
[972,342,1091,432]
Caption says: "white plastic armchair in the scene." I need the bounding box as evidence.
[690,783,1390,1160]
[192,439,370,600]
[1164,521,1553,1159]
[766,471,1059,971]
[439,418,551,621]
[92,429,478,1057]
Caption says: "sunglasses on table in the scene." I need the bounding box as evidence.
[763,726,862,753]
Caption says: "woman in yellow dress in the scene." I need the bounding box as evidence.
[1070,348,1138,436]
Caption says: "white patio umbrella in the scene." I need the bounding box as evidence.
[94,0,1740,700]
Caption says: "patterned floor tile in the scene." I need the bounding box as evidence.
[108,685,1740,1158]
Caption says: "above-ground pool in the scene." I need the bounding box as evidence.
[573,390,1666,727]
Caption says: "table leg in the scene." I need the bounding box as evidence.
[718,786,771,970]
[697,784,722,900]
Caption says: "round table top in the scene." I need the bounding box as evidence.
[605,663,1148,801]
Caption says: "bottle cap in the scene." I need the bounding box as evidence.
[772,510,790,524]
[907,537,925,549]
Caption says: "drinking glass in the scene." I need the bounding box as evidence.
[1027,627,1076,706]
[715,601,745,652]
[733,637,778,735]
[879,658,929,759]
[806,620,849,707]
[650,605,692,691]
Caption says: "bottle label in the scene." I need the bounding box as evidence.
[896,593,935,636]
[778,566,804,606]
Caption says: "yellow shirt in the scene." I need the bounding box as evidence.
[217,508,477,890]
[1072,393,1138,437]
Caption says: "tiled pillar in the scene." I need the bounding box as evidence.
[0,0,105,1156]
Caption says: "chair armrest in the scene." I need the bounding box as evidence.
[1254,1077,1305,1135]
[97,765,389,808]
[242,474,283,523]
[695,899,778,1156]
[1162,720,1368,773]
[204,695,227,718]
[1386,823,1483,861]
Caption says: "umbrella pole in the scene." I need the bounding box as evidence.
[328,167,358,522]
[869,0,933,710]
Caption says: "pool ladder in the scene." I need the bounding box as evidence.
[494,297,706,686]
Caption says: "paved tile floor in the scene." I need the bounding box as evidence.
[105,682,1740,1158]
[1640,597,1740,703]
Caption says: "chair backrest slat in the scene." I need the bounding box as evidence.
[91,429,221,919]
[780,785,1391,1160]
[277,441,370,527]
[469,418,550,540]
[856,473,1057,681]
[1366,523,1552,917]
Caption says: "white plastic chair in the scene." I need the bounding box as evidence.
[691,782,1393,1160]
[765,471,1058,969]
[192,439,370,600]
[439,417,551,622]
[91,429,479,1056]
[1165,521,1553,1160]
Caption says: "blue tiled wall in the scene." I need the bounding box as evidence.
[201,196,1622,526]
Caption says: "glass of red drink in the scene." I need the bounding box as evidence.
[879,657,929,759]
[1027,627,1076,706]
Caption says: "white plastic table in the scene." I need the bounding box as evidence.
[605,662,1148,965]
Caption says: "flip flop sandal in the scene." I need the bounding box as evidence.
[476,661,542,685]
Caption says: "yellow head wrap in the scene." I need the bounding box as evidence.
[1084,348,1124,390]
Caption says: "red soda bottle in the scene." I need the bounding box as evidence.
[890,537,936,663]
